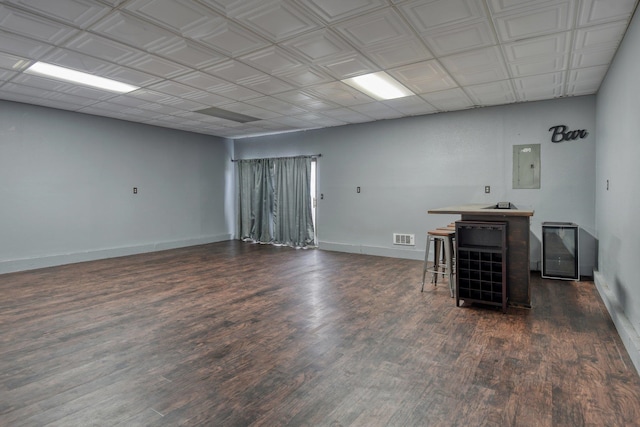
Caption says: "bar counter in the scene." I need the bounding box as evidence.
[428,204,534,308]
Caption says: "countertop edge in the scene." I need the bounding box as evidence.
[428,204,534,217]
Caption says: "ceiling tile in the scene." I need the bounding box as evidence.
[125,54,191,79]
[503,32,570,62]
[566,64,608,95]
[305,81,374,106]
[275,65,333,86]
[281,28,353,63]
[91,11,180,51]
[245,96,307,115]
[439,46,509,85]
[388,60,458,94]
[465,80,516,106]
[321,107,372,123]
[0,31,53,59]
[239,46,304,75]
[185,91,234,107]
[362,37,434,68]
[420,20,497,56]
[350,102,404,120]
[147,80,202,98]
[218,101,283,119]
[272,89,339,109]
[316,52,377,79]
[571,21,628,68]
[0,51,31,70]
[492,1,575,43]
[270,115,317,129]
[503,32,570,77]
[3,0,111,28]
[197,0,249,15]
[572,45,619,69]
[399,0,487,33]
[154,95,208,111]
[0,69,17,82]
[64,32,143,64]
[486,0,542,14]
[420,87,473,111]
[186,19,269,57]
[230,0,321,42]
[43,48,117,74]
[205,59,265,84]
[298,0,388,24]
[573,21,628,50]
[513,71,566,101]
[383,95,438,115]
[101,64,163,87]
[242,75,295,95]
[127,89,172,103]
[334,8,415,49]
[216,83,263,101]
[11,73,81,93]
[577,0,637,26]
[124,0,216,34]
[174,71,234,92]
[0,5,78,45]
[508,56,567,77]
[150,39,225,69]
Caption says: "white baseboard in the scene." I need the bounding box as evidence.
[594,270,640,375]
[318,241,424,261]
[0,234,232,274]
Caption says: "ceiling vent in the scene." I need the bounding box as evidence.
[194,107,260,123]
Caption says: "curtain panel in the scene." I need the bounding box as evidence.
[237,156,315,248]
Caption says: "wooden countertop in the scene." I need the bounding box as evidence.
[428,204,534,217]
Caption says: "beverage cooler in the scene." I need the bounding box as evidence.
[541,222,579,280]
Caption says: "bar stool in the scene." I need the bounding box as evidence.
[421,228,455,297]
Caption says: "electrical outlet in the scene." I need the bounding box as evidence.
[357,186,361,193]
[133,187,138,194]
[485,185,490,193]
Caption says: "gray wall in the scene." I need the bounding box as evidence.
[0,101,234,273]
[235,96,596,275]
[594,5,640,373]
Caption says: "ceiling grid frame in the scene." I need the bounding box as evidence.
[0,0,637,138]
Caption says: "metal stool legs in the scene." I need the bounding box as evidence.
[421,230,455,297]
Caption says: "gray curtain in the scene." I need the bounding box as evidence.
[237,156,315,248]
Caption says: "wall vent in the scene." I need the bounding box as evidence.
[393,233,415,246]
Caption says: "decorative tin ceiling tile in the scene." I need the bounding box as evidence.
[334,8,414,49]
[420,20,497,56]
[399,0,487,33]
[297,0,388,24]
[439,46,509,86]
[230,0,321,43]
[388,60,457,94]
[492,1,574,43]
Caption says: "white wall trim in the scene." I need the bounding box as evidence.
[0,234,233,275]
[594,270,640,375]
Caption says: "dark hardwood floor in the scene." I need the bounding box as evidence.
[1,241,639,426]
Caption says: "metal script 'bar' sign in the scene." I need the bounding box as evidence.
[548,125,589,143]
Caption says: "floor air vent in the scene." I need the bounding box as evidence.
[393,233,415,246]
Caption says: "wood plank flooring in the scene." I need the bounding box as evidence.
[1,240,640,426]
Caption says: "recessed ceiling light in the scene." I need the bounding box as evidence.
[342,71,414,100]
[195,107,260,123]
[25,62,140,93]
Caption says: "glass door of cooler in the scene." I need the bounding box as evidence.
[541,222,579,280]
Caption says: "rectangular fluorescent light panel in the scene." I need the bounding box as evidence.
[342,71,414,100]
[25,62,139,93]
[195,107,260,123]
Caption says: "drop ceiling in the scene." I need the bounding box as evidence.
[0,0,637,139]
